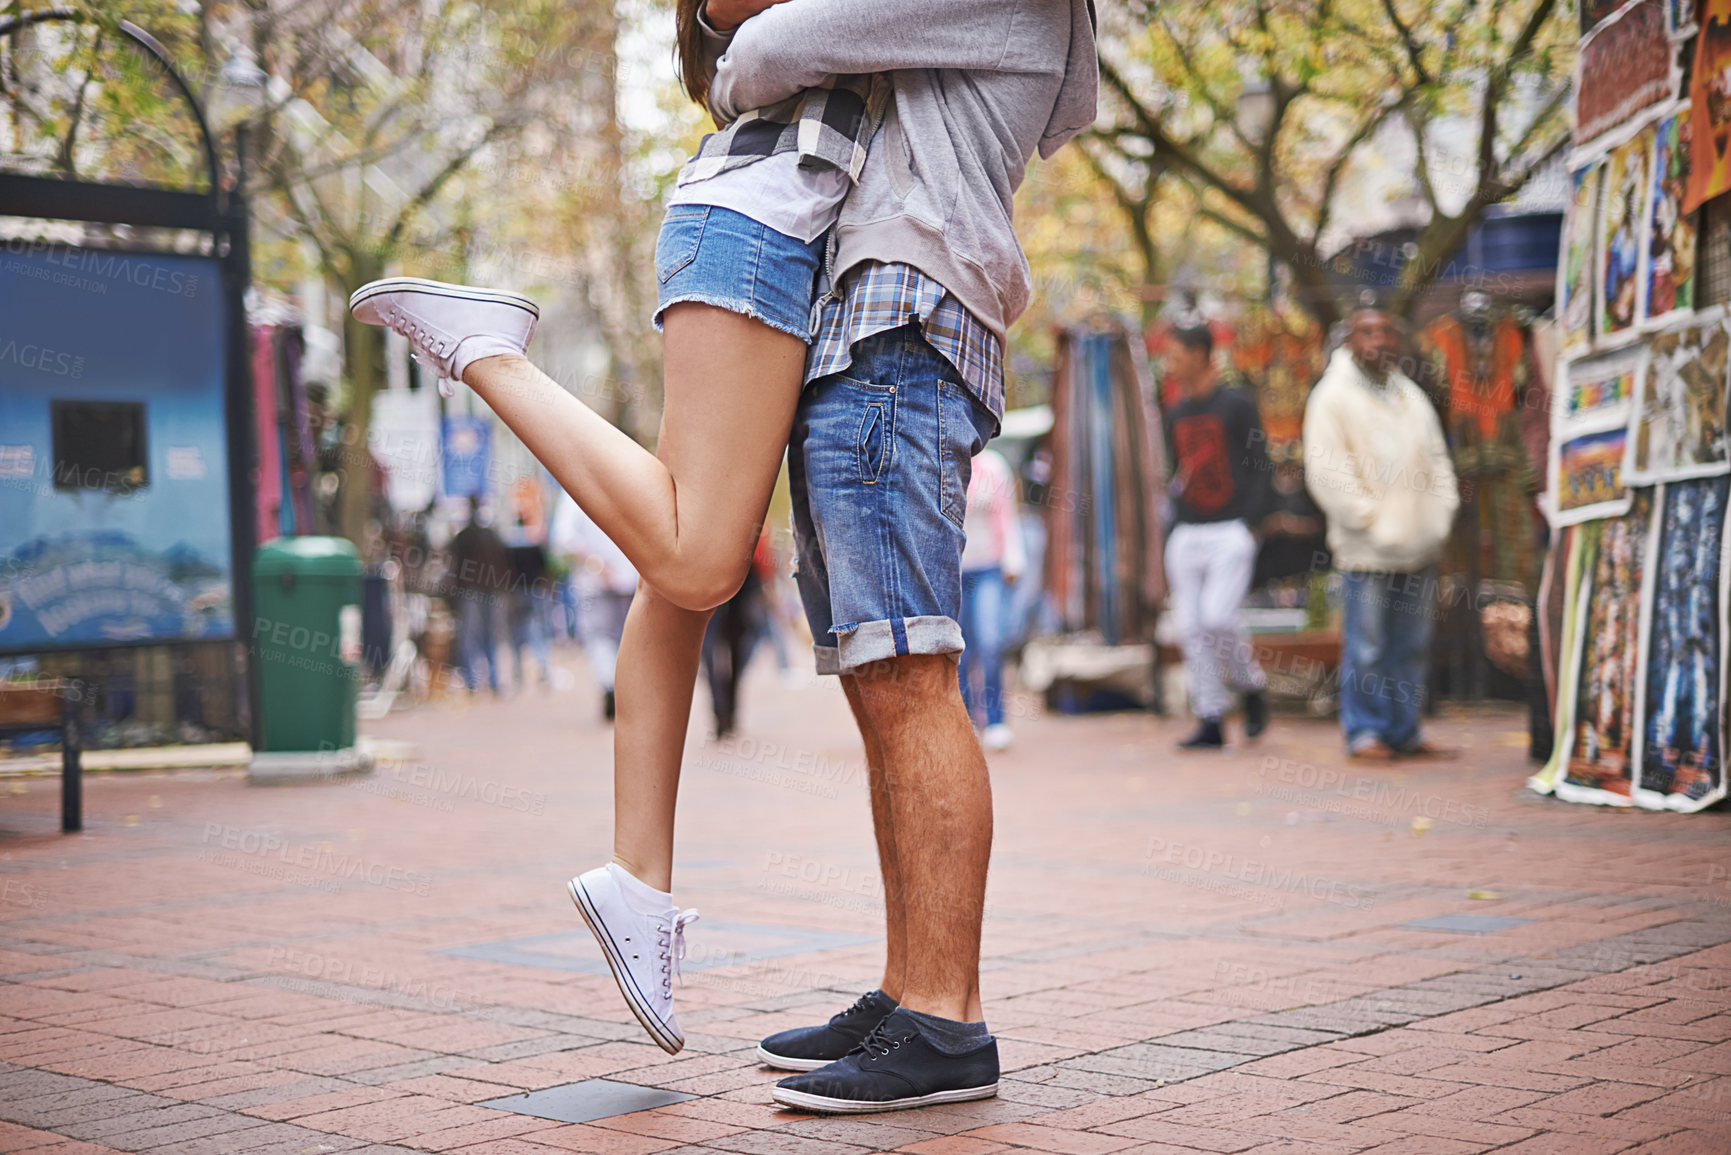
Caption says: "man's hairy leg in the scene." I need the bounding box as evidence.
[848,653,990,1022]
[842,676,905,1004]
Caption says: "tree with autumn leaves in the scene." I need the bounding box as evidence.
[3,0,653,542]
[1085,0,1575,331]
[4,0,1577,544]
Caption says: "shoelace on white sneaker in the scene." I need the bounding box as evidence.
[658,907,699,998]
[384,306,457,397]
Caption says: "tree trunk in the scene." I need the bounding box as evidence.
[1129,197,1162,331]
[337,251,385,545]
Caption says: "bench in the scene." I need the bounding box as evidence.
[0,681,84,832]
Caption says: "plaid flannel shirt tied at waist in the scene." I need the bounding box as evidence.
[677,75,889,187]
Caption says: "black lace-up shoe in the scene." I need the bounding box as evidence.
[757,989,898,1071]
[1243,690,1269,739]
[770,1009,999,1114]
[1178,717,1225,749]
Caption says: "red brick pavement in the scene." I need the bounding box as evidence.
[1,651,1729,1153]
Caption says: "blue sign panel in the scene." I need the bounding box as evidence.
[0,245,233,652]
[441,415,491,499]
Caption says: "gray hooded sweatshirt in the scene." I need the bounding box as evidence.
[707,0,1099,346]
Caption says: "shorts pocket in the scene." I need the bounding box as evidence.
[655,207,708,284]
[846,376,896,485]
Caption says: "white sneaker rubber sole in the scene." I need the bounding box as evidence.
[771,1081,999,1114]
[754,1044,830,1072]
[567,876,683,1054]
[347,276,540,319]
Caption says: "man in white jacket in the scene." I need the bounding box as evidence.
[1303,306,1460,761]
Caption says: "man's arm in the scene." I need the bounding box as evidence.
[1301,396,1377,533]
[709,0,1027,119]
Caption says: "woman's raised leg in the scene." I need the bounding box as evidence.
[462,303,808,611]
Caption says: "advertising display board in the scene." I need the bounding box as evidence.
[0,245,234,652]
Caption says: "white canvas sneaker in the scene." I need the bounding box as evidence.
[567,864,698,1054]
[982,724,1013,752]
[347,277,539,398]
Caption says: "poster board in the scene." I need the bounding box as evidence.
[1625,309,1731,482]
[1555,494,1655,805]
[1578,0,1676,146]
[0,246,234,653]
[1551,347,1643,525]
[1630,476,1731,810]
[1560,161,1605,354]
[1644,106,1698,325]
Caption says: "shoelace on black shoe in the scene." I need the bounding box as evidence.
[852,1019,913,1059]
[831,991,879,1026]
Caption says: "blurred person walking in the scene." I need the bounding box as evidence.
[1303,304,1460,762]
[959,447,1026,751]
[701,530,775,737]
[1162,325,1273,749]
[506,533,552,692]
[550,492,638,722]
[448,497,511,696]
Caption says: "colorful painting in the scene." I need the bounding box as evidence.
[1578,0,1675,144]
[1554,425,1635,525]
[1627,314,1731,482]
[1646,108,1698,323]
[1633,476,1731,811]
[1563,347,1642,422]
[1602,126,1655,339]
[1561,162,1604,354]
[1686,0,1731,212]
[1558,492,1655,804]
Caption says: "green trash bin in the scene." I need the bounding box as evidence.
[250,537,366,779]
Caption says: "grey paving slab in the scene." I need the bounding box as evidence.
[480,1076,698,1124]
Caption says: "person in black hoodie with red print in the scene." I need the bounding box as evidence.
[1163,325,1273,749]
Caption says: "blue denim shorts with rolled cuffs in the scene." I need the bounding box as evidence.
[789,324,997,674]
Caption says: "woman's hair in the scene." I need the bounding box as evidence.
[674,0,716,112]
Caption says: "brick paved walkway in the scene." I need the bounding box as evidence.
[2,650,1729,1154]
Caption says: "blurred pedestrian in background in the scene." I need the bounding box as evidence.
[1253,450,1330,590]
[550,492,638,720]
[1162,325,1273,749]
[959,446,1026,751]
[507,527,551,692]
[701,530,775,739]
[448,496,511,696]
[1303,304,1460,762]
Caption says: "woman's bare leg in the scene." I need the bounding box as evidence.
[465,302,808,889]
[609,582,710,893]
[462,303,808,611]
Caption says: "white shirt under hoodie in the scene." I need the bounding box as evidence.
[1302,346,1460,574]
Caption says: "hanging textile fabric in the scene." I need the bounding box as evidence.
[278,329,316,535]
[1044,324,1165,644]
[251,326,284,546]
[1424,312,1542,592]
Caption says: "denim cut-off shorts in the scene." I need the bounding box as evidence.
[652,205,824,341]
